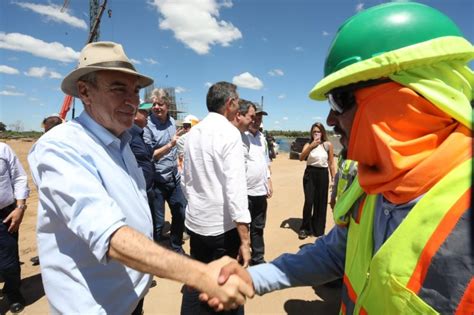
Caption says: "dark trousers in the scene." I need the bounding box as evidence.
[150,180,186,253]
[248,195,267,265]
[301,166,329,237]
[0,203,23,303]
[181,229,244,315]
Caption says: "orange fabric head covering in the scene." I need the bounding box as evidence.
[347,82,471,204]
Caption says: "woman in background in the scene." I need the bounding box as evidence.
[298,122,336,239]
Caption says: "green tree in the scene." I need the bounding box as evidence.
[0,122,6,131]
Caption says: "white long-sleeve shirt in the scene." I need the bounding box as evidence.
[245,131,271,196]
[182,112,251,236]
[0,142,29,209]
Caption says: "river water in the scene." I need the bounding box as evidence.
[274,136,342,154]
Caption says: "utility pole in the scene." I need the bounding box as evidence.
[59,0,109,119]
[88,0,108,43]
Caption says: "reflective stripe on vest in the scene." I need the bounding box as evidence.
[336,160,357,198]
[342,158,472,314]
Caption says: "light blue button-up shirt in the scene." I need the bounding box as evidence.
[28,111,153,314]
[249,195,415,294]
[143,114,179,183]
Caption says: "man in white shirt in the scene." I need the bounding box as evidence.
[245,105,273,265]
[231,99,256,160]
[0,142,29,313]
[181,81,251,314]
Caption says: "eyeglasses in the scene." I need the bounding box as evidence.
[326,79,391,115]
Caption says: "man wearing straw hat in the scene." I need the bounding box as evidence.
[28,41,254,314]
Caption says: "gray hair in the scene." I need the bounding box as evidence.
[150,88,171,105]
[77,72,97,86]
[206,81,238,113]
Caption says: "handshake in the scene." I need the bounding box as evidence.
[195,256,255,311]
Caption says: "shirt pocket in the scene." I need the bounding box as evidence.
[385,275,438,315]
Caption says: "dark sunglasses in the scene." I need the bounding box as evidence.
[326,79,391,114]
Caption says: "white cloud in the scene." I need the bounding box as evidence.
[0,65,19,75]
[274,121,280,124]
[175,86,187,93]
[322,31,330,36]
[0,32,80,62]
[268,69,284,76]
[0,90,24,96]
[5,85,16,89]
[204,82,213,87]
[356,3,365,12]
[277,94,286,99]
[24,67,47,77]
[130,58,142,65]
[28,97,39,101]
[219,0,233,8]
[49,71,62,79]
[145,58,158,64]
[283,117,288,120]
[232,72,263,90]
[24,66,62,79]
[312,116,323,120]
[150,0,242,55]
[294,46,303,52]
[15,2,87,30]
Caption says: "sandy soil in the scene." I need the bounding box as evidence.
[1,138,340,315]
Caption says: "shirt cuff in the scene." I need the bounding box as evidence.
[248,263,291,295]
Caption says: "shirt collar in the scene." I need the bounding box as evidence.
[77,111,131,149]
[150,113,171,126]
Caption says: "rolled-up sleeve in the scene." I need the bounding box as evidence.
[29,140,127,264]
[249,226,347,295]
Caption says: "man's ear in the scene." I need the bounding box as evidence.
[77,81,92,106]
[235,111,242,121]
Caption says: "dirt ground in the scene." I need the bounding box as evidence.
[1,138,340,315]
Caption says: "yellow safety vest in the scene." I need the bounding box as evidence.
[333,159,473,314]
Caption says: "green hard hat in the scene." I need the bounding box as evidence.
[324,2,463,77]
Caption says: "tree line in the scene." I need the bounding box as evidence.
[267,129,336,138]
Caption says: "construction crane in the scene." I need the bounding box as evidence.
[58,0,109,120]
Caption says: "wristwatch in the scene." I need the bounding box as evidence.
[16,204,27,210]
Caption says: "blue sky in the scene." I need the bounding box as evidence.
[1,0,473,131]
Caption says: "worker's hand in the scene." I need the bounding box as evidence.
[200,258,255,311]
[199,256,255,311]
[237,243,251,268]
[3,207,25,233]
[176,127,186,137]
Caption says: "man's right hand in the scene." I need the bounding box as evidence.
[200,260,255,311]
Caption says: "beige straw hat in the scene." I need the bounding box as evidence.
[61,41,154,97]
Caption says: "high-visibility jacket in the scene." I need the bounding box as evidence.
[334,158,473,314]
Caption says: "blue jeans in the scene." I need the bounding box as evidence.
[151,180,186,253]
